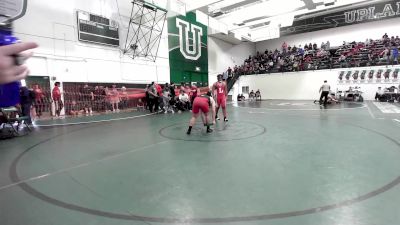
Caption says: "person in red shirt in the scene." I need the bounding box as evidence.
[33,84,45,118]
[187,89,216,135]
[52,82,63,117]
[212,74,228,122]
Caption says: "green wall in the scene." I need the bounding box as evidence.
[168,12,208,86]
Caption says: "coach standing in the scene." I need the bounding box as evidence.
[319,80,330,105]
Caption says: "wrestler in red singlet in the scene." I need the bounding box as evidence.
[212,74,228,122]
[187,90,216,135]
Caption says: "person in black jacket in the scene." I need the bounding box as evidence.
[19,86,35,124]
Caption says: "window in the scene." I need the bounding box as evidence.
[242,86,249,93]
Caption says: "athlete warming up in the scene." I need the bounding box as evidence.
[212,74,228,122]
[187,90,216,135]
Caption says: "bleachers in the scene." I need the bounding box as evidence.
[231,34,400,75]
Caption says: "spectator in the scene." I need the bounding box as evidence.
[391,46,399,64]
[177,89,190,111]
[69,100,81,116]
[19,86,35,124]
[162,83,174,114]
[223,70,228,81]
[338,54,347,68]
[110,84,120,113]
[145,84,150,110]
[81,84,93,115]
[282,42,288,52]
[120,86,128,109]
[33,84,44,119]
[227,67,232,77]
[249,90,255,101]
[52,82,63,118]
[255,89,261,100]
[375,87,384,101]
[93,86,103,111]
[326,41,330,50]
[147,82,158,113]
[383,33,389,39]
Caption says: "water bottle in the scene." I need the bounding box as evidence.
[0,16,21,108]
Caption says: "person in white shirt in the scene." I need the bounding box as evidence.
[177,90,190,111]
[319,80,331,105]
[375,87,384,101]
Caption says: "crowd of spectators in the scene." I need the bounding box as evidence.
[145,82,199,114]
[229,33,400,76]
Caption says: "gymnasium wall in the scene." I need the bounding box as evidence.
[208,37,255,85]
[235,66,400,101]
[255,17,400,52]
[15,0,170,85]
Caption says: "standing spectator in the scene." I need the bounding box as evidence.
[326,41,330,50]
[104,87,111,112]
[282,42,288,52]
[110,85,120,112]
[383,33,389,39]
[19,86,35,125]
[145,84,150,110]
[52,82,63,118]
[227,67,232,78]
[93,86,102,112]
[120,86,129,109]
[223,70,228,81]
[81,84,93,115]
[169,83,177,103]
[162,84,174,114]
[33,84,44,119]
[147,82,158,113]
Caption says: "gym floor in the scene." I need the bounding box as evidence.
[1,100,400,225]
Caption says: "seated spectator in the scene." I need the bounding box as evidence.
[259,64,266,74]
[375,87,384,101]
[338,54,347,68]
[380,47,390,63]
[255,89,261,101]
[391,46,399,64]
[177,90,190,112]
[249,90,255,101]
[69,100,82,116]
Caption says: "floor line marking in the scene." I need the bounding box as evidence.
[366,102,376,119]
[35,112,156,127]
[235,104,367,111]
[0,140,170,192]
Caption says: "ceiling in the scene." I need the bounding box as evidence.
[166,0,385,43]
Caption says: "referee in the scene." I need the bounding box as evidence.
[319,80,330,105]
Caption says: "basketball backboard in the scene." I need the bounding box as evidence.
[0,0,27,23]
